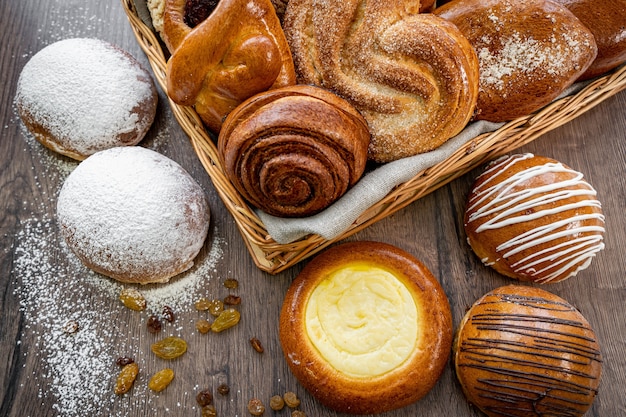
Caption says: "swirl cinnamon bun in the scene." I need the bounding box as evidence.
[163,0,296,133]
[284,0,479,163]
[218,85,370,218]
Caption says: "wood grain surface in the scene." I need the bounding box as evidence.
[1,1,624,416]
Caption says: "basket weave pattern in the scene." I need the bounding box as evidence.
[122,0,626,274]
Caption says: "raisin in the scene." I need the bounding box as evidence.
[147,315,162,334]
[247,398,265,416]
[196,389,213,407]
[217,383,230,396]
[201,405,217,417]
[196,319,212,334]
[249,337,264,353]
[120,288,146,311]
[211,309,240,332]
[162,305,176,323]
[184,0,219,28]
[208,299,224,317]
[114,362,139,395]
[284,392,300,408]
[148,368,175,392]
[116,356,134,367]
[269,395,284,411]
[195,297,211,311]
[151,336,187,359]
[223,278,239,289]
[223,295,241,305]
[62,320,79,334]
[291,411,306,417]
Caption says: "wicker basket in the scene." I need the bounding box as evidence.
[122,0,626,274]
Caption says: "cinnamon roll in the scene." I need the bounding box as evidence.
[218,85,370,218]
[163,0,296,133]
[284,0,479,163]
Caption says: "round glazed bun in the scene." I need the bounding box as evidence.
[279,241,452,414]
[16,38,158,160]
[57,147,210,284]
[464,153,605,284]
[550,0,626,80]
[434,0,597,122]
[455,285,602,417]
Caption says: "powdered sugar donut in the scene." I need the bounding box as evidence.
[16,38,158,160]
[57,147,210,284]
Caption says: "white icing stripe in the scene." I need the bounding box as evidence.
[510,235,604,269]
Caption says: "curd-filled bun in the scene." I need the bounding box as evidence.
[434,0,597,122]
[15,38,158,160]
[464,153,605,284]
[279,241,452,414]
[551,0,626,80]
[455,285,602,417]
[56,147,210,284]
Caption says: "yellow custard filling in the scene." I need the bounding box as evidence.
[305,262,419,378]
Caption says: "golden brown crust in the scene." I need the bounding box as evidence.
[434,0,597,122]
[463,154,605,284]
[218,85,370,217]
[551,0,626,80]
[454,285,602,417]
[163,0,296,133]
[279,241,452,414]
[284,0,479,163]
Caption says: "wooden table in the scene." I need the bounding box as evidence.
[1,1,624,416]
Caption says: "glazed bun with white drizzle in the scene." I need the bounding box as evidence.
[279,241,452,414]
[464,153,605,284]
[454,285,602,417]
[57,146,210,284]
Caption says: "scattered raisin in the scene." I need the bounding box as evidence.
[196,319,212,334]
[195,297,211,311]
[284,392,300,408]
[201,404,217,417]
[148,368,175,392]
[151,336,188,359]
[217,383,230,396]
[120,288,147,311]
[114,362,139,395]
[211,309,240,332]
[147,315,162,334]
[291,411,306,417]
[247,398,265,416]
[184,0,219,28]
[208,299,224,317]
[249,337,264,353]
[196,389,213,407]
[223,295,241,305]
[62,320,79,334]
[162,305,176,323]
[223,278,239,289]
[116,356,135,367]
[269,395,284,411]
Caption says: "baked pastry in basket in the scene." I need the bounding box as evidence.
[464,153,605,284]
[218,85,370,218]
[434,0,598,122]
[161,0,296,132]
[284,0,479,163]
[279,241,452,414]
[455,285,602,417]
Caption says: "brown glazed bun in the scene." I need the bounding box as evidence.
[163,0,296,133]
[15,38,157,161]
[279,241,452,414]
[551,0,626,80]
[218,85,370,218]
[434,0,597,122]
[56,147,210,284]
[284,0,479,163]
[455,285,602,417]
[464,153,605,284]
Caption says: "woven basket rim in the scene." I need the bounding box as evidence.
[122,0,626,274]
